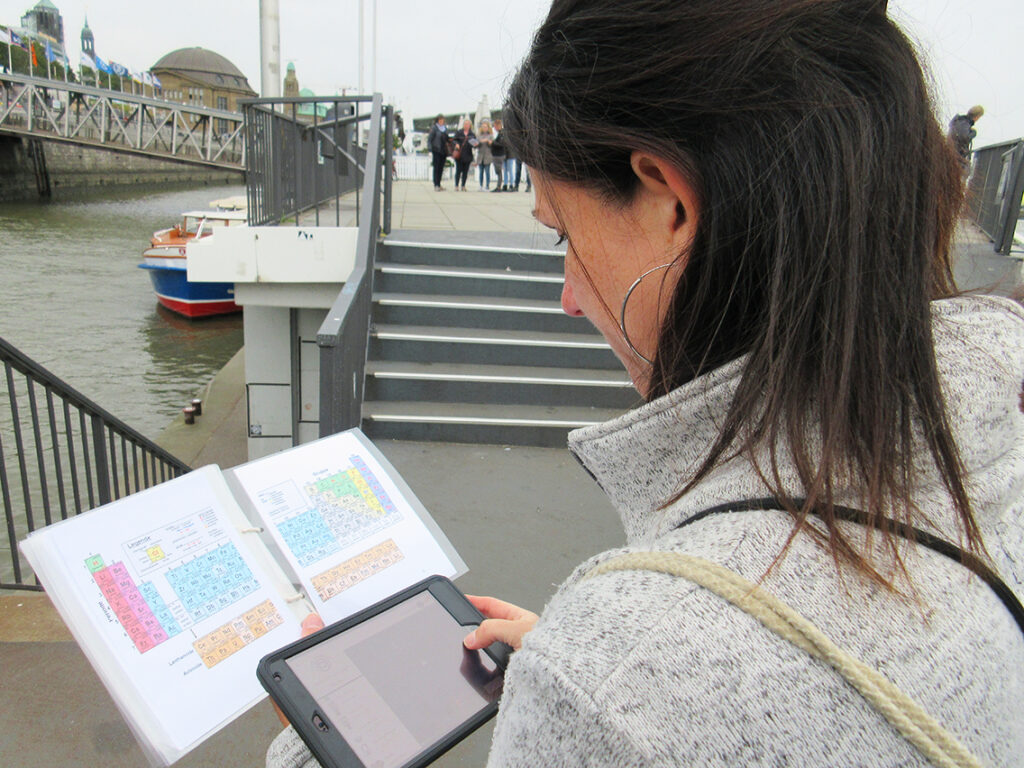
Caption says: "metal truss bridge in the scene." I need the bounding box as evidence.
[0,72,245,170]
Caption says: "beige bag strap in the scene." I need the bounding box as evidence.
[581,552,983,768]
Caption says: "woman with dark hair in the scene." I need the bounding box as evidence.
[267,1,1023,766]
[460,0,1024,766]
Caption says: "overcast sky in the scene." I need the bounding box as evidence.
[1,0,1019,143]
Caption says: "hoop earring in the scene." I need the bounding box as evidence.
[619,263,675,365]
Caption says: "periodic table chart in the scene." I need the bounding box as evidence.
[254,454,408,602]
[86,506,285,666]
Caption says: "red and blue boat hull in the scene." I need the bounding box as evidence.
[138,257,240,319]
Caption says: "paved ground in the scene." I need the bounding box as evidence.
[389,177,538,232]
[1,198,1019,766]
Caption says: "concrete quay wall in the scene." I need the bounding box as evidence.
[0,134,243,202]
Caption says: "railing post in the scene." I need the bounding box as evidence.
[384,103,394,235]
[996,143,1024,255]
[90,413,112,505]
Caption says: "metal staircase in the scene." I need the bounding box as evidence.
[361,238,639,446]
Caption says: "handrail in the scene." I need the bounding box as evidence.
[1,335,190,591]
[317,94,386,435]
[242,95,377,227]
[965,139,1024,255]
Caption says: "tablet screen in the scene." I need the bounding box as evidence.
[285,590,503,767]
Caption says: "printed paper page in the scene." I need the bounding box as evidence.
[229,429,466,625]
[20,466,303,765]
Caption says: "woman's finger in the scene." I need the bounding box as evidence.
[465,594,536,622]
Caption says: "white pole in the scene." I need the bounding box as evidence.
[358,0,365,94]
[259,0,282,98]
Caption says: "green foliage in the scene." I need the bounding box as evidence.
[1,39,74,82]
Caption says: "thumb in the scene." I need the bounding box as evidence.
[464,617,534,651]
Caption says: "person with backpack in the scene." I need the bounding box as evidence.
[948,105,984,177]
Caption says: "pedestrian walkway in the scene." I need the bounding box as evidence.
[390,178,537,231]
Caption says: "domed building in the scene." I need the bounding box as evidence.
[151,47,256,114]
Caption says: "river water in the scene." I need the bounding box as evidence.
[0,183,246,441]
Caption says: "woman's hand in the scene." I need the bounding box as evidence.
[463,595,538,651]
[273,613,325,727]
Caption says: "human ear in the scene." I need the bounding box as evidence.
[629,151,700,241]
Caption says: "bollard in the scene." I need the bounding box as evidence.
[183,406,196,425]
[191,398,203,416]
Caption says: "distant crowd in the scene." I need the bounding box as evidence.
[426,115,531,193]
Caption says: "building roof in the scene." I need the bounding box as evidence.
[34,0,59,12]
[152,47,256,94]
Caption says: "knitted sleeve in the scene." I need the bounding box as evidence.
[265,725,321,768]
[486,649,649,767]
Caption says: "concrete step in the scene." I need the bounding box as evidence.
[365,360,637,409]
[374,263,564,300]
[361,400,623,447]
[369,324,620,368]
[380,240,566,272]
[371,293,585,333]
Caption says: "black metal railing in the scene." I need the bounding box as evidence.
[242,94,394,228]
[1,336,190,591]
[965,139,1024,255]
[317,94,389,435]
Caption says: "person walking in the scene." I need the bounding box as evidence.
[427,114,449,190]
[452,119,476,191]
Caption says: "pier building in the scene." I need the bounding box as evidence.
[152,47,256,113]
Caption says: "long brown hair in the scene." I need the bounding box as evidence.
[504,0,978,584]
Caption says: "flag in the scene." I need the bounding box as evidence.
[30,42,38,68]
[94,55,111,73]
[80,51,96,71]
[0,28,11,46]
[151,73,162,89]
[109,61,128,77]
[45,40,57,63]
[10,30,22,47]
[142,71,153,86]
[131,70,143,84]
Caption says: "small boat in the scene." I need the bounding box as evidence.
[138,210,247,318]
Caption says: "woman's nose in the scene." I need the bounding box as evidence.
[561,279,584,317]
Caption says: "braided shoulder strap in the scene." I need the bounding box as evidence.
[580,552,983,768]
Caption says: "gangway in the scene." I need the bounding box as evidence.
[0,72,245,170]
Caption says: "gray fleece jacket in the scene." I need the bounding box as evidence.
[267,295,1024,768]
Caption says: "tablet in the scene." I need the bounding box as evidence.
[258,576,509,768]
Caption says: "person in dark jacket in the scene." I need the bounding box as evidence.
[453,119,477,191]
[948,105,983,178]
[491,119,507,191]
[427,114,449,190]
